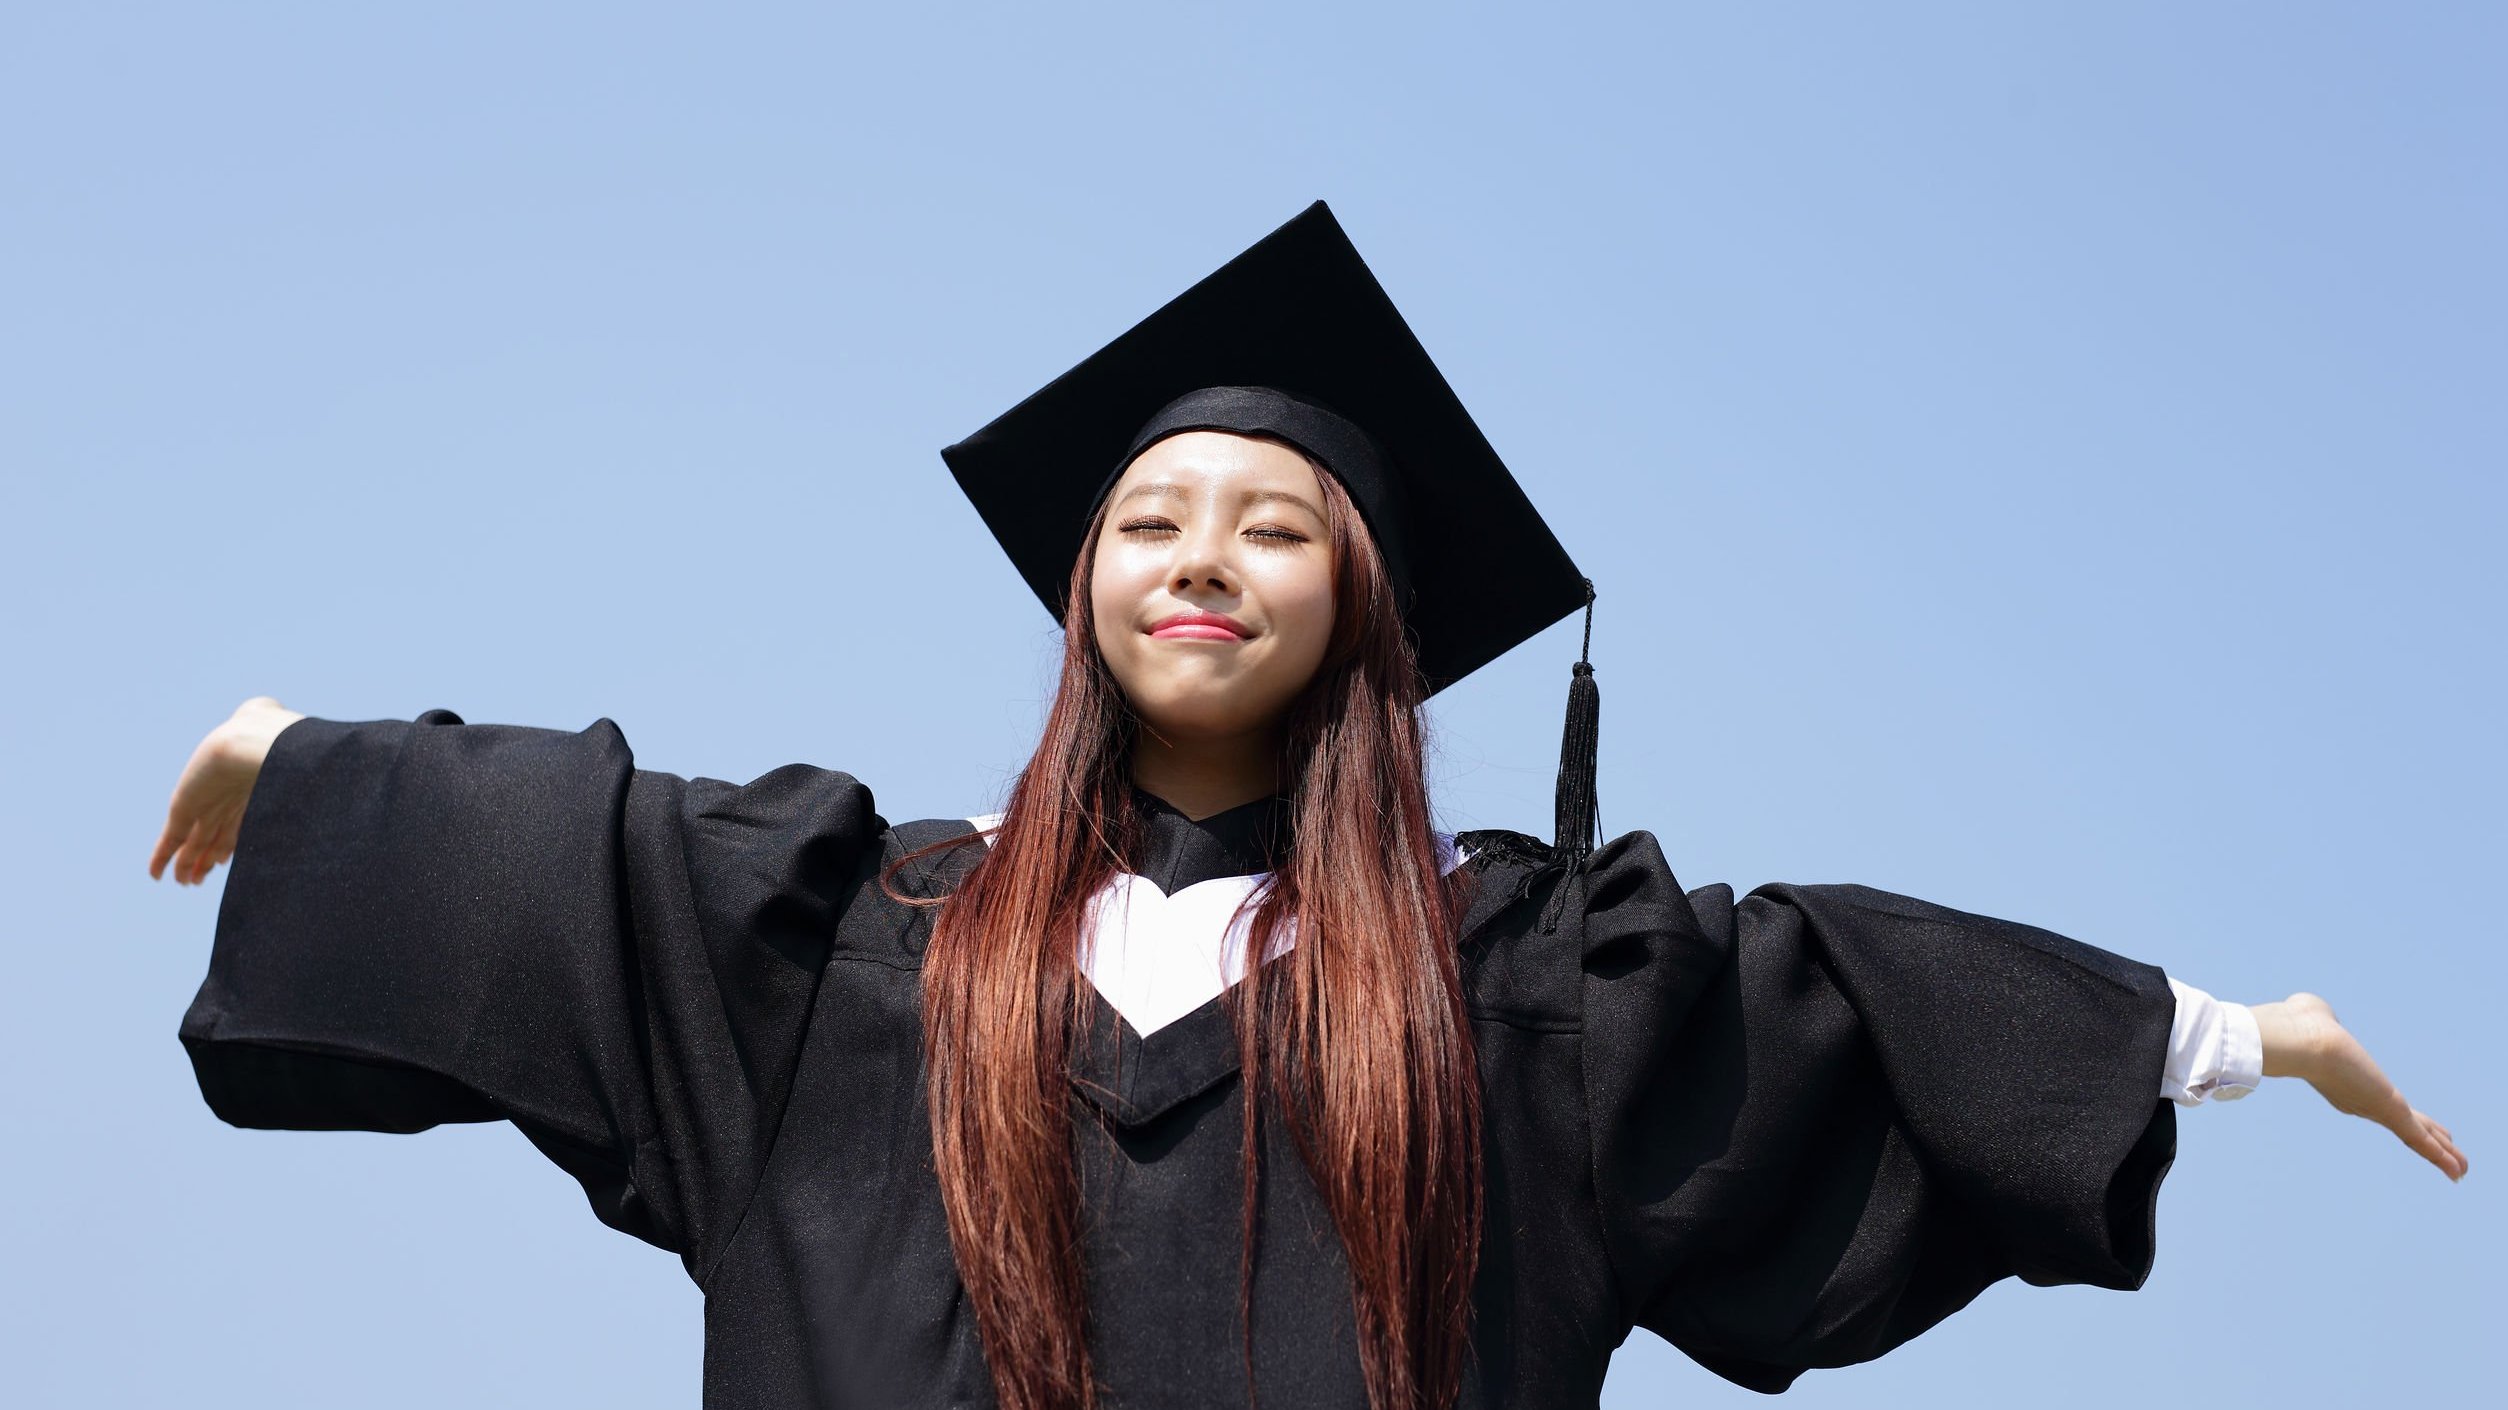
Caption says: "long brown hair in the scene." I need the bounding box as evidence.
[893,455,1481,1410]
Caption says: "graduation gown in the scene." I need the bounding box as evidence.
[180,710,2182,1408]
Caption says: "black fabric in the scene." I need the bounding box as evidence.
[940,201,1589,694]
[183,712,2182,1408]
[1124,782,1292,894]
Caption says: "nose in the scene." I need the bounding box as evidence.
[1169,518,1238,597]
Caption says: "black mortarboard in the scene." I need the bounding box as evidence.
[941,200,1604,871]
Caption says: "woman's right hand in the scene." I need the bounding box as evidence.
[151,695,308,886]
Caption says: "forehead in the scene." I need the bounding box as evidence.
[1108,431,1325,509]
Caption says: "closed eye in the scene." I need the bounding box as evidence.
[1119,518,1309,546]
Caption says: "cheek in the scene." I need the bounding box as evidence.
[1089,548,1153,670]
[1261,560,1339,665]
[1092,535,1165,606]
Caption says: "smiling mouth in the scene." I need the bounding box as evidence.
[1147,610,1252,640]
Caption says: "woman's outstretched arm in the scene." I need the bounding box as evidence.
[2254,992,2468,1179]
[150,695,306,886]
[155,700,884,1277]
[1576,841,2473,1393]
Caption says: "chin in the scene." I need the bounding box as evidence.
[1131,686,1284,742]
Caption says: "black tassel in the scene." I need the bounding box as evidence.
[1540,580,1600,933]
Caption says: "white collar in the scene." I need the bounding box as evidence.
[967,812,1470,1037]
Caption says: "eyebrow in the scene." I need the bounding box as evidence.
[1114,481,1326,520]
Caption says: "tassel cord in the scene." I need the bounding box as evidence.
[1540,581,1601,934]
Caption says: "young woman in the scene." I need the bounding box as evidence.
[153,205,2464,1410]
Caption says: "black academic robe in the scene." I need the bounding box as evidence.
[180,710,2179,1408]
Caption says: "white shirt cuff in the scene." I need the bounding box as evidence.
[2162,975,2264,1106]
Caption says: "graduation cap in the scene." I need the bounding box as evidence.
[941,200,1604,870]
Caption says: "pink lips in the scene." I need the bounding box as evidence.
[1149,610,1252,640]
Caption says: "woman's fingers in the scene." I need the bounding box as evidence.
[181,802,236,885]
[2420,1117,2464,1180]
[180,818,212,886]
[148,810,187,880]
[205,815,241,872]
[192,808,240,884]
[155,742,216,881]
[154,711,278,886]
[2361,1083,2465,1181]
[2287,1004,2467,1182]
[151,781,208,880]
[162,815,208,885]
[2390,1106,2456,1178]
[2418,1111,2470,1180]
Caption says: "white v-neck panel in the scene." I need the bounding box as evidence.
[964,812,1473,1037]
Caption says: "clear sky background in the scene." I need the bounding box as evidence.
[4,3,2498,1406]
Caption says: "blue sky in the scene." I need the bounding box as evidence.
[5,3,2498,1405]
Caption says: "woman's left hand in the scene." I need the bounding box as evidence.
[2254,993,2468,1181]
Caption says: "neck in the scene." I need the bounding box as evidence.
[1129,727,1286,822]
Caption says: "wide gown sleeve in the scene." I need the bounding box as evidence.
[178,709,883,1283]
[1575,832,2177,1394]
